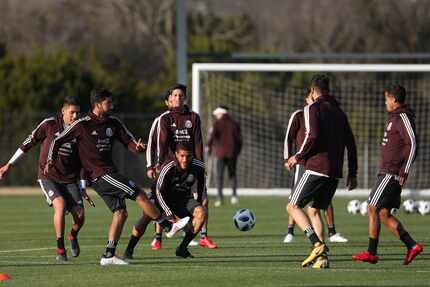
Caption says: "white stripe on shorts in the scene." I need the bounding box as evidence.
[37,179,52,205]
[290,171,310,205]
[369,174,392,206]
[102,175,135,196]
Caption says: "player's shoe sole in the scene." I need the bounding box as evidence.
[165,217,190,238]
[302,243,327,267]
[100,256,129,266]
[404,243,423,265]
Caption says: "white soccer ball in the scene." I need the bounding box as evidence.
[347,200,361,214]
[360,201,368,216]
[233,208,256,231]
[402,199,416,214]
[417,201,430,215]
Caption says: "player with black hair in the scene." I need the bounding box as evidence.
[0,96,90,262]
[46,88,189,265]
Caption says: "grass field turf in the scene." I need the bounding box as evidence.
[0,194,428,286]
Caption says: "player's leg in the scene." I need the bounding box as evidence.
[38,179,68,261]
[177,200,206,258]
[307,207,324,242]
[65,183,85,257]
[283,216,296,243]
[151,223,163,250]
[284,164,304,243]
[124,212,152,259]
[215,157,225,207]
[287,172,327,267]
[228,157,238,204]
[199,199,218,249]
[377,181,423,265]
[325,204,348,243]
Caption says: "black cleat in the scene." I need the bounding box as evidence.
[123,250,134,260]
[176,246,194,259]
[68,234,80,257]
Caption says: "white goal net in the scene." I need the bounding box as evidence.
[192,64,430,195]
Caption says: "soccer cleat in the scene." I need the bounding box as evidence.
[199,236,218,249]
[123,250,134,260]
[283,233,294,243]
[302,242,327,267]
[100,255,129,266]
[188,239,199,247]
[230,196,239,205]
[329,233,348,243]
[352,250,379,264]
[151,238,161,250]
[68,234,80,257]
[176,246,194,258]
[312,254,330,269]
[55,248,68,262]
[404,243,423,265]
[165,216,190,238]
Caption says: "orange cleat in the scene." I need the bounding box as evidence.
[352,250,378,264]
[199,236,218,249]
[404,243,423,265]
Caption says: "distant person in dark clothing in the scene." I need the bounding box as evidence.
[353,85,422,265]
[207,106,242,207]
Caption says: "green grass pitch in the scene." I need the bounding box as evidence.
[0,195,428,286]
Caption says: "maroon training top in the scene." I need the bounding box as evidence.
[207,113,242,159]
[47,112,140,180]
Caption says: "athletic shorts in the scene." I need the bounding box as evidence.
[288,170,338,209]
[368,173,402,209]
[291,164,306,190]
[165,197,201,219]
[38,179,84,212]
[91,173,142,213]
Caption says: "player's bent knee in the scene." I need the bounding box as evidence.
[287,203,299,214]
[367,204,378,215]
[115,208,128,220]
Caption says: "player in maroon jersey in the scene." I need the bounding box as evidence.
[0,96,91,262]
[45,89,189,265]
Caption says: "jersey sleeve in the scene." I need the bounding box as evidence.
[283,110,301,161]
[20,119,51,152]
[344,116,358,177]
[155,162,175,217]
[398,114,417,176]
[111,116,139,152]
[157,115,170,165]
[295,104,319,161]
[193,115,204,161]
[146,117,160,168]
[192,159,206,202]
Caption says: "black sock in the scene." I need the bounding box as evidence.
[155,233,162,241]
[70,229,78,239]
[368,237,378,255]
[328,225,336,237]
[104,240,117,258]
[57,237,65,250]
[304,227,321,245]
[156,217,172,232]
[287,224,295,235]
[179,231,197,250]
[125,235,140,254]
[399,231,416,249]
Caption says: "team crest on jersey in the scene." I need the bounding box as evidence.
[106,128,113,137]
[185,120,192,128]
[387,122,392,131]
[48,190,54,197]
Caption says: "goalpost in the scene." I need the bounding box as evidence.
[192,63,430,197]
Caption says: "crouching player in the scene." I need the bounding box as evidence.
[156,143,207,258]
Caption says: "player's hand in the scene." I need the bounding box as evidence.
[283,161,289,171]
[135,138,146,152]
[346,175,357,190]
[146,167,156,179]
[400,173,408,187]
[0,163,11,180]
[286,156,298,171]
[43,161,53,175]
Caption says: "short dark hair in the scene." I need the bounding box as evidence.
[162,90,171,101]
[90,88,113,108]
[218,105,229,110]
[168,83,187,96]
[175,142,192,153]
[63,95,80,107]
[310,74,330,94]
[385,84,406,104]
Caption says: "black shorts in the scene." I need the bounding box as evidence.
[38,179,84,212]
[167,197,201,218]
[92,173,142,213]
[368,173,402,209]
[289,171,338,209]
[291,164,306,190]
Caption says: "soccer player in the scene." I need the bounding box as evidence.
[352,85,423,265]
[0,96,89,262]
[283,91,355,244]
[286,74,357,268]
[45,88,189,266]
[157,84,217,249]
[156,143,207,258]
[207,106,242,207]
